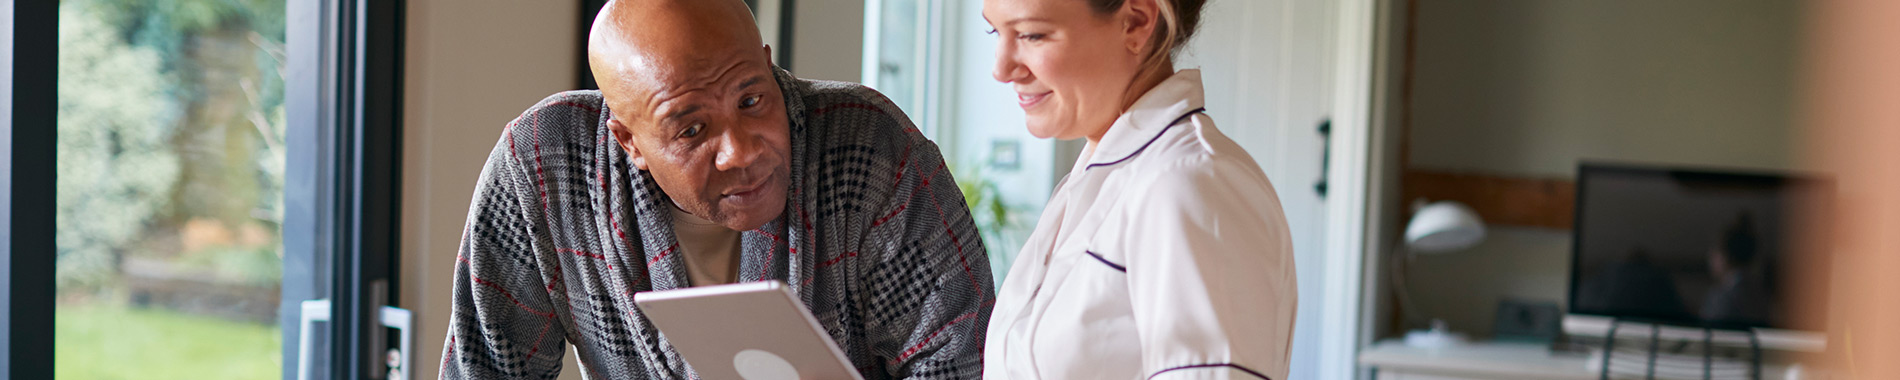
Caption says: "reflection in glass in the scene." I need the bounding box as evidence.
[56,1,287,378]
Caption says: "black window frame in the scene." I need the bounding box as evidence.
[5,0,405,379]
[286,0,406,379]
[8,1,57,378]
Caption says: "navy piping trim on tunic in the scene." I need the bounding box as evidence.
[1146,363,1273,380]
[1083,250,1127,272]
[1085,107,1208,170]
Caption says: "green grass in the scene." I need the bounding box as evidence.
[56,303,281,380]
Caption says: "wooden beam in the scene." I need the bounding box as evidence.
[1400,170,1575,229]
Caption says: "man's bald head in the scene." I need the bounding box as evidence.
[588,0,793,232]
[589,0,766,113]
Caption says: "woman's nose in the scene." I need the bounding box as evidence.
[993,44,1025,83]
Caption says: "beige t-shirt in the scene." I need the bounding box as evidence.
[670,205,741,287]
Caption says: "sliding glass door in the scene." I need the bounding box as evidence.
[12,0,403,378]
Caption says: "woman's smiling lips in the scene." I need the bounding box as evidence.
[1017,91,1051,109]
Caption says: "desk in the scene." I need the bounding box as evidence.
[1358,340,1596,380]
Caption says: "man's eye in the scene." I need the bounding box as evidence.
[739,94,762,109]
[678,123,703,138]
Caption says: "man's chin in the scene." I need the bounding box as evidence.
[714,195,787,231]
[720,213,779,232]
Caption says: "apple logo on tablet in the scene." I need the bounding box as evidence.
[734,349,798,380]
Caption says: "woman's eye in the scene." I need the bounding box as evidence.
[985,28,997,35]
[1018,33,1045,42]
[739,94,761,109]
[678,123,703,138]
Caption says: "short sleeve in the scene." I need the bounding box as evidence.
[1119,158,1297,380]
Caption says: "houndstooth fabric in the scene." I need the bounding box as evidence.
[439,67,994,380]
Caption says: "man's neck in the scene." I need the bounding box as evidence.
[670,203,741,286]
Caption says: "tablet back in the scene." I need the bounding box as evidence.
[634,281,864,380]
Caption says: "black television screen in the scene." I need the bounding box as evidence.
[1568,163,1830,330]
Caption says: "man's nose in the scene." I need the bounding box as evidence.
[714,125,766,172]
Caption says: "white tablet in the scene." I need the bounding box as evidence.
[633,281,864,380]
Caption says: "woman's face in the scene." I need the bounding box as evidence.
[984,0,1150,141]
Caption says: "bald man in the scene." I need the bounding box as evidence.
[438,1,993,379]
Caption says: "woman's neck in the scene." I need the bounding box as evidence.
[1084,60,1177,147]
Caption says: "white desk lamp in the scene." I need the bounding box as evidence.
[1394,200,1487,348]
[1405,200,1487,254]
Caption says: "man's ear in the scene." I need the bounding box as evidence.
[607,117,649,170]
[1121,0,1160,56]
[763,45,774,66]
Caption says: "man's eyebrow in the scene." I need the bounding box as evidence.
[663,104,703,122]
[737,76,764,91]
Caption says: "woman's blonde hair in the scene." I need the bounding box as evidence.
[1083,0,1207,73]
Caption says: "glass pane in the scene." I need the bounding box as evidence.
[56,1,288,379]
[874,0,923,116]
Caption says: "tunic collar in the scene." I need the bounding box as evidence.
[1084,69,1206,170]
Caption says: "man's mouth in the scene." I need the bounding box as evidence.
[720,172,775,202]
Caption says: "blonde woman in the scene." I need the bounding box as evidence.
[980,0,1297,378]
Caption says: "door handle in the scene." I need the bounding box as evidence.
[298,299,415,380]
[297,300,329,380]
[1316,118,1332,199]
[381,305,415,380]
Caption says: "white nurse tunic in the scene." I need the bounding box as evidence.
[983,70,1298,380]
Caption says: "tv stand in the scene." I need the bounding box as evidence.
[1595,318,1762,380]
[1563,315,1827,353]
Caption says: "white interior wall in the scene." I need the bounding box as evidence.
[789,0,864,82]
[400,1,582,379]
[1400,0,1803,339]
[1408,0,1801,178]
